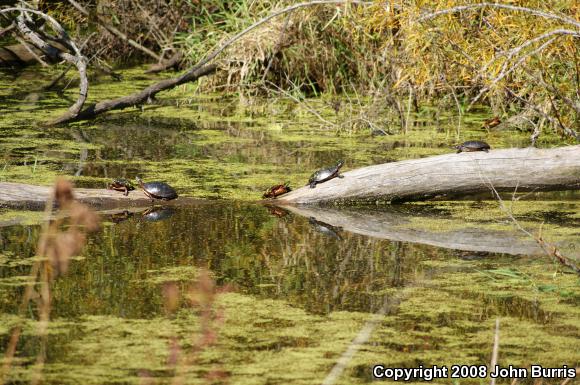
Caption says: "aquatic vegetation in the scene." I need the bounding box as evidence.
[0,61,578,384]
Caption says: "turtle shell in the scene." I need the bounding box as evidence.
[308,160,344,188]
[456,140,490,153]
[263,183,291,199]
[108,178,135,196]
[141,181,178,200]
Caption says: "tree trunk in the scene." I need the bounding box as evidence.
[274,145,580,205]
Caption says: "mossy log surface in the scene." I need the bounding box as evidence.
[275,145,580,205]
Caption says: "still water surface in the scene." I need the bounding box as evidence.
[0,67,578,384]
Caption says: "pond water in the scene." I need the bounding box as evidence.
[0,67,579,384]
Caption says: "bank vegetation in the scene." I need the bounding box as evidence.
[0,0,578,139]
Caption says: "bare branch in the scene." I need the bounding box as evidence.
[417,3,580,29]
[2,7,88,119]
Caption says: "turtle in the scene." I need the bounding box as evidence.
[135,177,178,202]
[263,182,291,199]
[108,178,135,196]
[454,140,491,153]
[482,117,501,130]
[307,160,345,188]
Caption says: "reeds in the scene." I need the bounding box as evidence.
[0,178,99,385]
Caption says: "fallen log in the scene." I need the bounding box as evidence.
[0,182,193,210]
[275,145,580,205]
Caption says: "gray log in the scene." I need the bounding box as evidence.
[0,182,192,210]
[275,145,580,205]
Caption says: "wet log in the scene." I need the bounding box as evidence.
[283,205,564,257]
[275,145,580,205]
[0,182,191,210]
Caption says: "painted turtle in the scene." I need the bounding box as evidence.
[454,140,491,153]
[135,177,178,202]
[108,178,135,196]
[307,160,345,188]
[263,182,292,199]
[482,117,501,129]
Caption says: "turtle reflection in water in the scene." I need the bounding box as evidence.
[308,160,345,188]
[454,140,491,153]
[309,217,343,240]
[108,178,135,196]
[266,205,289,218]
[142,207,176,222]
[109,210,134,224]
[136,177,178,203]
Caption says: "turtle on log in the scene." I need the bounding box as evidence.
[135,177,178,202]
[263,182,292,199]
[454,140,491,153]
[108,178,135,196]
[307,160,345,188]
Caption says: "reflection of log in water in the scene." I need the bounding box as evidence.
[287,206,545,256]
[276,146,580,205]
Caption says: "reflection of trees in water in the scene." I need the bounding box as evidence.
[0,203,431,318]
[253,215,427,314]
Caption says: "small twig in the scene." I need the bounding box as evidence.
[13,35,48,66]
[490,319,500,385]
[265,80,337,128]
[482,175,580,274]
[417,3,580,29]
[470,36,561,106]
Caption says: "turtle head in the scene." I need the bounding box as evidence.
[336,159,345,168]
[135,176,144,187]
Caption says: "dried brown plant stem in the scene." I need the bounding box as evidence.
[489,319,500,385]
[0,186,55,385]
[482,174,580,274]
[191,0,373,72]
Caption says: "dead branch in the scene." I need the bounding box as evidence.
[49,63,216,125]
[417,3,580,29]
[145,51,183,73]
[2,7,88,119]
[490,319,500,385]
[48,0,372,124]
[66,0,161,61]
[484,175,580,274]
